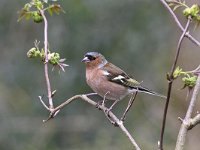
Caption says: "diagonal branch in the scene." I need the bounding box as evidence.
[159,17,191,150]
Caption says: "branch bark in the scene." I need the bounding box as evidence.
[40,10,54,109]
[175,75,200,150]
[159,17,191,150]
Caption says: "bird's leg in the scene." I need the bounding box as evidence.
[102,91,110,107]
[103,100,120,126]
[96,91,110,110]
[108,100,119,112]
[120,90,138,122]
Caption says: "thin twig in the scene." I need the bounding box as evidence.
[121,91,138,122]
[159,17,191,150]
[187,64,200,74]
[159,0,200,47]
[175,75,200,150]
[38,96,50,110]
[40,10,54,109]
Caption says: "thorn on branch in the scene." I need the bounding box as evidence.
[178,117,184,123]
[51,90,57,97]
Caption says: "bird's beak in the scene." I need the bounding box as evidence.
[81,56,90,63]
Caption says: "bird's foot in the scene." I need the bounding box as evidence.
[103,108,118,127]
[104,107,113,118]
[95,100,103,110]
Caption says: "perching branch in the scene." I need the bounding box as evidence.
[39,94,141,150]
[175,74,200,150]
[159,17,191,150]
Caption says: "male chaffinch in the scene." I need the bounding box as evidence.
[82,52,165,109]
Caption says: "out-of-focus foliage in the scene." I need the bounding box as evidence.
[168,0,200,27]
[0,0,200,150]
[18,0,64,22]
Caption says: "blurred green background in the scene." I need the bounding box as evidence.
[1,0,200,149]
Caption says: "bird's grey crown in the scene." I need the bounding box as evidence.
[84,52,101,57]
[84,51,107,68]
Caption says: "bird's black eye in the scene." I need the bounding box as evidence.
[86,55,96,61]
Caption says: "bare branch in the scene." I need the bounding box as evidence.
[159,0,200,47]
[40,9,54,109]
[159,17,191,150]
[175,75,200,150]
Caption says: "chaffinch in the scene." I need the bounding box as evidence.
[82,52,165,109]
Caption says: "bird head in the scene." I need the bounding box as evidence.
[82,52,107,68]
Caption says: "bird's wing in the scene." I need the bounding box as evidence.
[103,63,140,87]
[102,63,166,98]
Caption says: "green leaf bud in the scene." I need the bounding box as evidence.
[182,75,197,88]
[27,47,41,58]
[183,4,200,18]
[32,11,43,23]
[35,0,43,9]
[173,66,183,79]
[183,8,191,17]
[190,4,199,17]
[48,52,60,65]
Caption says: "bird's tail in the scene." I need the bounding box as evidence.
[132,86,166,99]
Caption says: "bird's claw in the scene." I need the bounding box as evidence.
[104,107,112,117]
[95,101,103,110]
